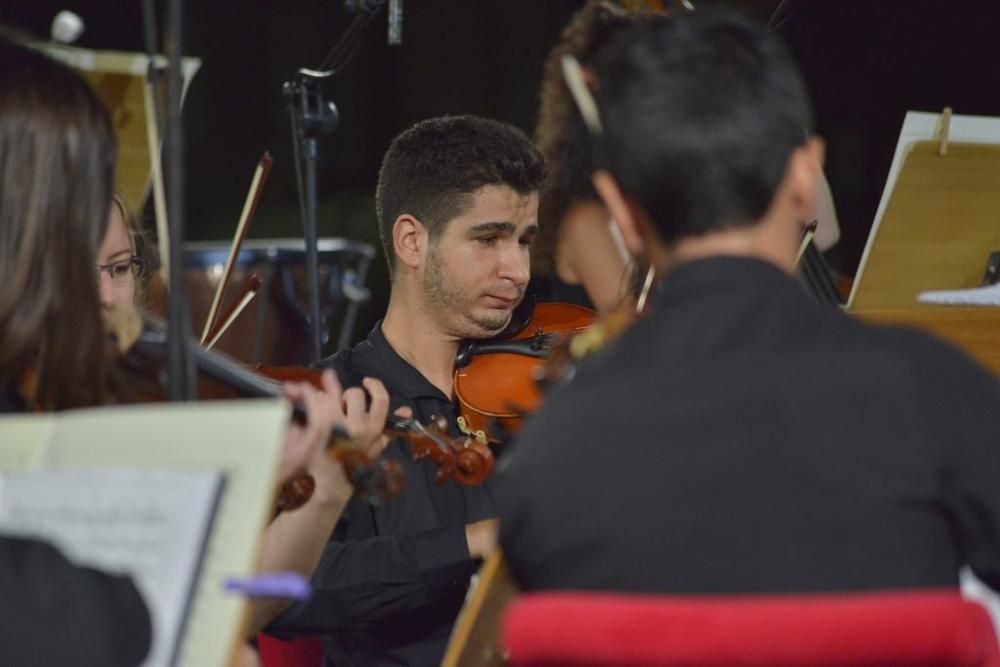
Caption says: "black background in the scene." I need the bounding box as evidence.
[4,0,999,346]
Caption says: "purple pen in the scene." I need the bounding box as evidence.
[223,572,312,600]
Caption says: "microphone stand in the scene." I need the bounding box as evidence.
[143,0,196,399]
[166,0,196,399]
[283,0,387,364]
[284,70,338,364]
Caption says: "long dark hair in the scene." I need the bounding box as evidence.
[531,1,637,275]
[0,37,119,409]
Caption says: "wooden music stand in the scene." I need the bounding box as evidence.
[442,550,520,667]
[38,44,200,209]
[849,142,1000,309]
[848,111,1000,376]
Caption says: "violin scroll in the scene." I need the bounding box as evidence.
[387,415,495,486]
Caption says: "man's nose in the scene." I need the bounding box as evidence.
[498,243,530,287]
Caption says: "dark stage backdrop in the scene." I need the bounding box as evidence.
[5,1,998,348]
[2,1,588,345]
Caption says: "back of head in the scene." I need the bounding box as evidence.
[593,11,813,244]
[375,115,546,277]
[0,36,118,408]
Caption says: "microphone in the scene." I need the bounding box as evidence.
[387,0,402,45]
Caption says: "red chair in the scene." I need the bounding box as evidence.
[257,633,324,667]
[502,590,1000,666]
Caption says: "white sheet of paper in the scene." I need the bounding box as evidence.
[0,468,222,667]
[0,398,289,667]
[917,282,1000,306]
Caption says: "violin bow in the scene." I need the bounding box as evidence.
[203,274,263,350]
[794,219,819,270]
[200,151,274,345]
[143,72,171,281]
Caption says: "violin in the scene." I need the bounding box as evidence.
[452,283,648,445]
[107,312,396,507]
[261,366,495,487]
[121,312,494,509]
[452,299,596,443]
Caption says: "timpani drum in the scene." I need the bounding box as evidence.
[149,238,375,366]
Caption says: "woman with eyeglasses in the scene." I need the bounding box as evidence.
[96,196,146,314]
[0,35,391,665]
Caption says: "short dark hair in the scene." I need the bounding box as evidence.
[375,115,546,276]
[593,12,813,243]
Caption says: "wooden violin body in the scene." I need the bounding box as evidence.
[120,314,493,512]
[453,302,596,443]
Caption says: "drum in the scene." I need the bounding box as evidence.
[147,238,375,366]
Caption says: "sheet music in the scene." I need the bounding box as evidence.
[918,283,1000,306]
[0,399,289,667]
[0,468,222,667]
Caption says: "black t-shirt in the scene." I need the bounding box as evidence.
[499,256,1000,596]
[266,324,496,667]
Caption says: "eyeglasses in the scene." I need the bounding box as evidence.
[97,256,145,285]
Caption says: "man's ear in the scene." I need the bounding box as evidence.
[392,214,427,272]
[786,137,826,223]
[592,169,644,255]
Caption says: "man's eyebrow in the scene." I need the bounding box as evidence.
[468,221,517,235]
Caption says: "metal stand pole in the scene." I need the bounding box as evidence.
[164,0,195,399]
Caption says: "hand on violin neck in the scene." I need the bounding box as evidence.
[280,369,352,506]
[374,404,415,457]
[341,377,395,460]
[279,372,396,505]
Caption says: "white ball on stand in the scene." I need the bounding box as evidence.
[51,10,85,45]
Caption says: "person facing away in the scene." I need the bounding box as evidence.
[498,12,1000,598]
[0,34,151,666]
[265,115,546,666]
